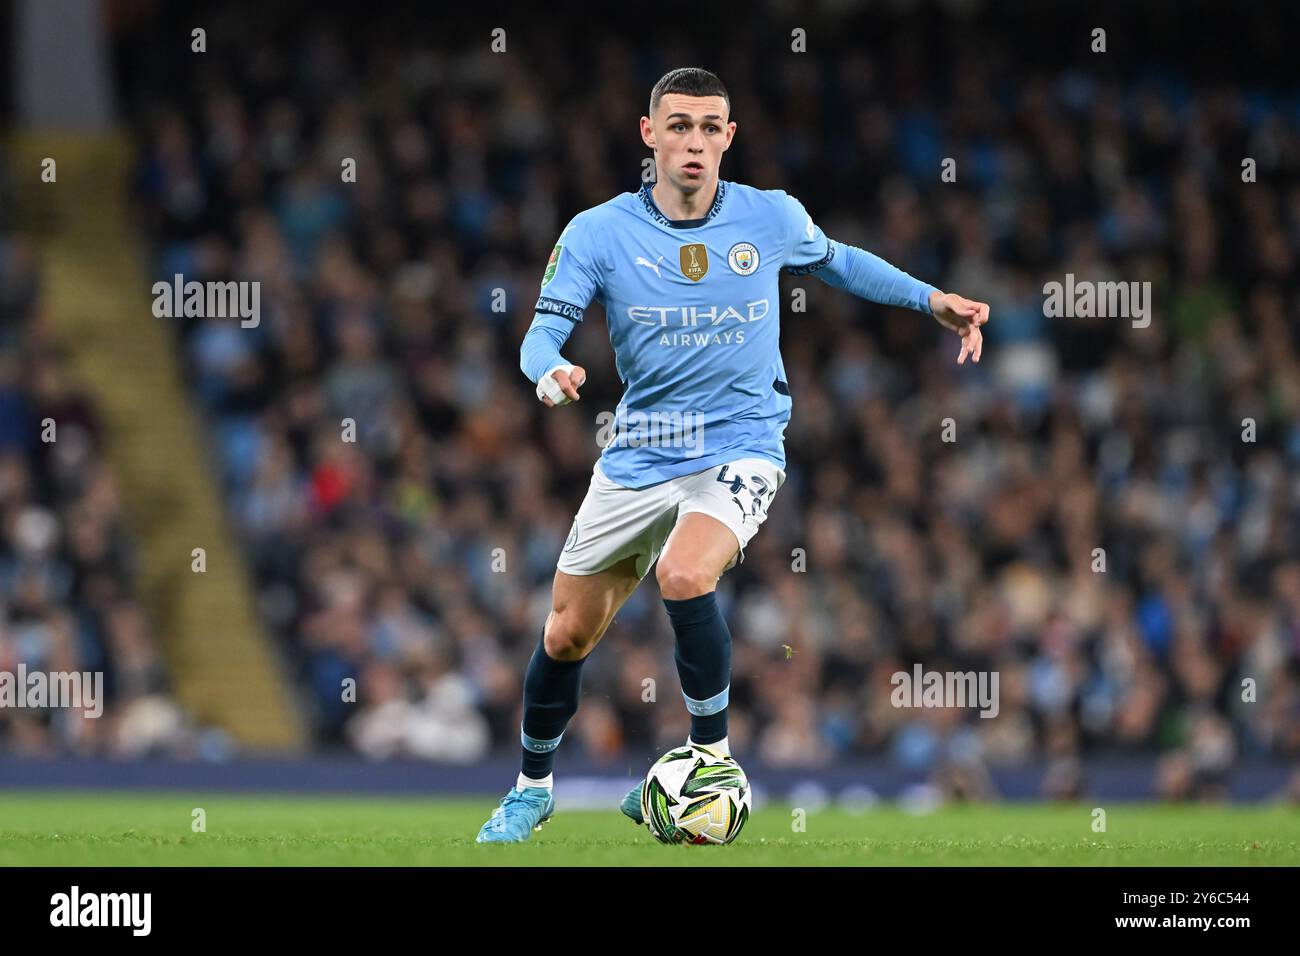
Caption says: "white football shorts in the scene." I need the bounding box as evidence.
[556,457,785,579]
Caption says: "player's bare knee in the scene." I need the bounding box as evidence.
[543,615,599,661]
[655,561,716,601]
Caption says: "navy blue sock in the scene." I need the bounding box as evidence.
[664,592,731,745]
[520,634,586,780]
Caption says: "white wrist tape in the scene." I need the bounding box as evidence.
[536,364,577,405]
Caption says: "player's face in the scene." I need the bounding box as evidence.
[640,94,735,194]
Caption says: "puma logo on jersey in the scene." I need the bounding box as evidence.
[635,254,664,278]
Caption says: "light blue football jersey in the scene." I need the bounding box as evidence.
[531,180,934,489]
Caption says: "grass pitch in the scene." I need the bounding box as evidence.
[0,791,1296,866]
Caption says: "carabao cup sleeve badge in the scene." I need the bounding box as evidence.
[542,244,562,286]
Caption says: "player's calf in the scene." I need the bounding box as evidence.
[478,561,641,842]
[657,513,741,750]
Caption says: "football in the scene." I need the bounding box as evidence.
[640,744,752,845]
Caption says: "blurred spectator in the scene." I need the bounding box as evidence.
[0,179,187,757]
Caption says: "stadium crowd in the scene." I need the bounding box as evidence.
[0,164,188,757]
[117,7,1300,795]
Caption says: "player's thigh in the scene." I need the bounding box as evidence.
[656,458,785,598]
[546,555,642,659]
[655,512,744,599]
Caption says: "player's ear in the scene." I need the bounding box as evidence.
[640,115,655,149]
[722,120,737,151]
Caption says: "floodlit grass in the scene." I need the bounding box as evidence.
[0,792,1296,866]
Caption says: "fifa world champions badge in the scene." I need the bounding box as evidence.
[679,243,708,281]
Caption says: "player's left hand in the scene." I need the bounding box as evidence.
[928,291,990,364]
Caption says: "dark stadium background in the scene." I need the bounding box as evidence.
[1,0,1299,805]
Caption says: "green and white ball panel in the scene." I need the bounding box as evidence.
[640,745,752,845]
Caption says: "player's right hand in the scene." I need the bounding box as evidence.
[537,364,586,407]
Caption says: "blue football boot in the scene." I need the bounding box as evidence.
[620,781,645,825]
[475,786,555,843]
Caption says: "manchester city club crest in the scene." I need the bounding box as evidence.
[728,241,760,275]
[679,243,709,281]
